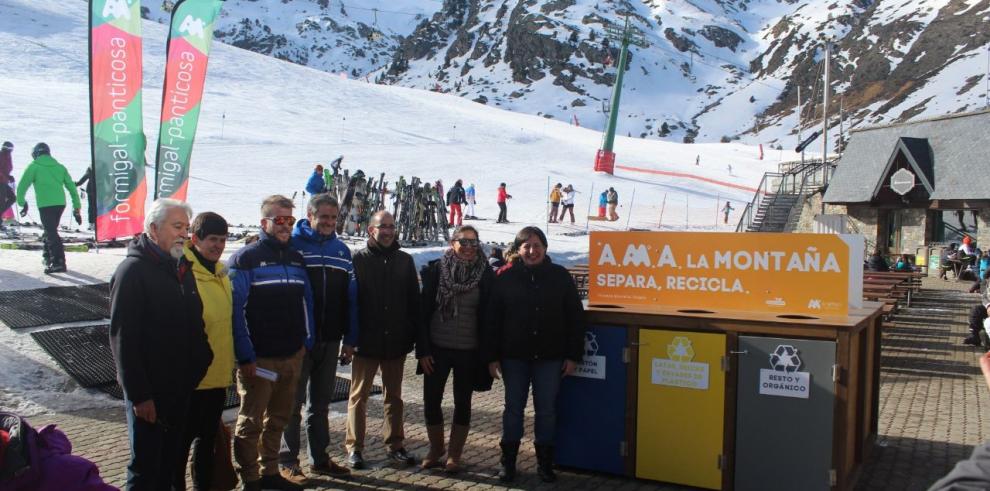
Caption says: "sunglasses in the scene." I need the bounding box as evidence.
[455,238,479,247]
[265,215,296,226]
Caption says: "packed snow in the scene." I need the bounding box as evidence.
[0,0,778,416]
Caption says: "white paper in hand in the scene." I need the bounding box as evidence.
[983,317,990,336]
[255,367,279,382]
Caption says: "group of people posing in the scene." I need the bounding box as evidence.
[109,192,585,491]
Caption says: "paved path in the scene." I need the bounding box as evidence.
[25,277,989,490]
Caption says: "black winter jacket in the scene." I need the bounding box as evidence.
[109,234,213,404]
[349,240,421,359]
[446,185,466,205]
[483,257,585,363]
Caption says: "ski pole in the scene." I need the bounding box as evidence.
[585,182,595,236]
[658,193,667,229]
[625,186,635,231]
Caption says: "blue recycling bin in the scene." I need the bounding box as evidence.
[555,324,628,475]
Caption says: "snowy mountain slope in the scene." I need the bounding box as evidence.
[1,0,774,242]
[136,0,990,154]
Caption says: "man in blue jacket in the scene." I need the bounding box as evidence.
[279,193,358,484]
[229,195,315,491]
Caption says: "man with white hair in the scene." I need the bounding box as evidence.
[109,198,214,489]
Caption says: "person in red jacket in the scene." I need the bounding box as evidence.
[496,183,512,224]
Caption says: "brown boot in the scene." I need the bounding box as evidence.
[421,424,445,469]
[445,424,470,473]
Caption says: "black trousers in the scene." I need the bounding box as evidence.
[969,304,990,339]
[86,191,97,224]
[126,395,190,490]
[497,202,507,223]
[558,204,574,223]
[39,205,65,267]
[423,347,476,426]
[173,388,226,490]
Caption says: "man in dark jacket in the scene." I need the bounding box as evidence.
[229,195,315,491]
[109,198,213,490]
[344,210,421,469]
[279,194,357,483]
[446,179,466,227]
[74,167,97,230]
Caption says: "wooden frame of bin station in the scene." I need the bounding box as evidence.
[585,301,884,491]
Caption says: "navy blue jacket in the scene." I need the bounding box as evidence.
[229,231,315,364]
[291,219,358,344]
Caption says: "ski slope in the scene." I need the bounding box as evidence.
[0,0,778,415]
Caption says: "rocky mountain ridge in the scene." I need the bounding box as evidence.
[141,0,990,153]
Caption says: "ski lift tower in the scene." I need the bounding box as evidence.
[594,17,648,174]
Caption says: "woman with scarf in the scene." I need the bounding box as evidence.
[417,225,495,473]
[484,226,585,483]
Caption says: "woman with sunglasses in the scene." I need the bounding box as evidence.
[417,225,495,473]
[484,226,585,483]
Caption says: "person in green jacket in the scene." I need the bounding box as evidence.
[15,142,82,274]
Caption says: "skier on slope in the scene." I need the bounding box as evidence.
[598,191,607,219]
[606,187,619,221]
[496,183,512,223]
[446,179,466,226]
[75,167,97,231]
[721,201,735,224]
[464,183,477,219]
[15,143,82,274]
[548,183,562,223]
[0,142,15,229]
[306,164,328,194]
[558,184,576,224]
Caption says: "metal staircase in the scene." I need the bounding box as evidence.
[735,159,833,233]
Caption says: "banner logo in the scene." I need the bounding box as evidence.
[102,0,132,19]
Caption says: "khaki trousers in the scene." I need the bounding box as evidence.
[233,348,304,482]
[345,355,407,453]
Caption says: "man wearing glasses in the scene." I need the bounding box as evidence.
[229,195,315,491]
[344,211,422,469]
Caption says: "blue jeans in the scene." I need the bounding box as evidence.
[125,396,188,490]
[500,358,563,445]
[279,341,340,467]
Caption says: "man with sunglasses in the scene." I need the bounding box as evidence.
[278,194,357,484]
[344,211,422,469]
[229,195,315,491]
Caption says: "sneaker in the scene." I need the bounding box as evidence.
[279,464,309,486]
[386,448,416,467]
[311,460,351,477]
[963,335,981,346]
[44,264,66,275]
[347,451,366,470]
[259,472,304,490]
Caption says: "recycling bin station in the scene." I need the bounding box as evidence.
[554,231,882,490]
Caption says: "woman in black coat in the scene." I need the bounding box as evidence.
[484,226,584,483]
[417,225,495,473]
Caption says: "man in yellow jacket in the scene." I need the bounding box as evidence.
[172,212,235,490]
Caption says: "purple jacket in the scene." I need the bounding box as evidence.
[0,412,117,491]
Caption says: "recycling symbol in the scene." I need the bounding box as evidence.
[667,336,695,362]
[769,345,802,372]
[584,332,600,357]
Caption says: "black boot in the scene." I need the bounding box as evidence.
[498,441,520,483]
[535,444,556,483]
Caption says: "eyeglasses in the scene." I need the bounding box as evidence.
[375,224,396,230]
[455,238,479,247]
[265,215,296,226]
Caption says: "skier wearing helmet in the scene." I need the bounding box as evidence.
[15,142,82,274]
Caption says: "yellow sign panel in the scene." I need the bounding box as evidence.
[637,330,725,489]
[589,231,864,315]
